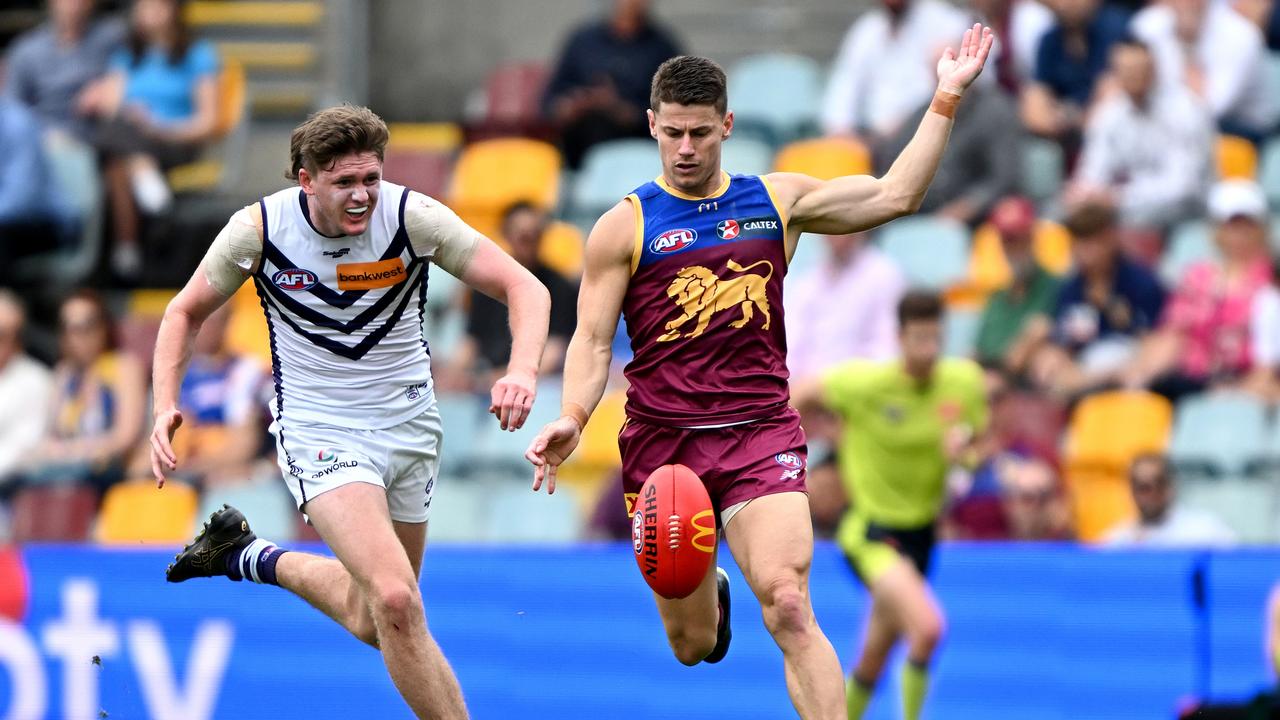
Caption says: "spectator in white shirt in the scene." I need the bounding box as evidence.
[821,0,971,141]
[1105,452,1236,547]
[1070,38,1213,231]
[0,291,53,491]
[1131,0,1278,140]
[785,232,905,378]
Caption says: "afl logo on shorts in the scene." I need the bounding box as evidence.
[272,268,318,291]
[716,219,740,240]
[651,228,698,254]
[774,452,803,470]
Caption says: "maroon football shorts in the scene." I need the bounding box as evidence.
[619,406,808,521]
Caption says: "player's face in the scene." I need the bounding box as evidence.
[649,103,733,196]
[899,319,942,377]
[299,151,382,237]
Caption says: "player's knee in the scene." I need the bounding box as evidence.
[368,577,423,627]
[667,627,717,667]
[760,577,812,638]
[908,611,945,659]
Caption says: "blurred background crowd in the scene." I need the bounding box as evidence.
[0,0,1279,551]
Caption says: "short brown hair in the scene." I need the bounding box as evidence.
[897,290,944,329]
[288,105,389,180]
[650,56,728,114]
[1063,201,1117,238]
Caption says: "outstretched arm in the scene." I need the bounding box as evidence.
[776,24,995,236]
[525,201,634,493]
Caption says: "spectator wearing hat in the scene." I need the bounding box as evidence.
[1123,180,1272,399]
[975,196,1063,373]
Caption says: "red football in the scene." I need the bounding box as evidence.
[632,464,716,599]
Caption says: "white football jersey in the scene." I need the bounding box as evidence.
[254,181,436,430]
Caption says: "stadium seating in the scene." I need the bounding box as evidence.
[1020,138,1064,203]
[1261,136,1280,206]
[167,58,249,194]
[1215,134,1258,180]
[1065,468,1135,542]
[427,478,487,542]
[381,148,455,200]
[1158,221,1217,287]
[720,137,775,176]
[1064,391,1172,472]
[728,53,822,146]
[558,388,626,487]
[943,307,980,358]
[1168,392,1270,478]
[10,485,99,543]
[773,137,871,179]
[434,392,487,474]
[14,134,102,287]
[486,482,582,543]
[467,62,550,141]
[449,138,561,238]
[538,221,585,278]
[570,138,658,222]
[197,480,299,543]
[879,216,970,289]
[225,282,272,369]
[1179,475,1276,544]
[786,233,826,278]
[97,480,199,544]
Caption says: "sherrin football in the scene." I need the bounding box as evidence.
[632,464,716,599]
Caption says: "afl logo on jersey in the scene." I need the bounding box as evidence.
[272,268,318,291]
[651,228,698,254]
[716,219,740,240]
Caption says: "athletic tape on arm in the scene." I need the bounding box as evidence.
[202,206,262,296]
[404,191,481,277]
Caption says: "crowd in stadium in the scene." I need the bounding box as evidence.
[0,0,1279,548]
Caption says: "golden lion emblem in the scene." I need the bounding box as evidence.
[657,259,774,342]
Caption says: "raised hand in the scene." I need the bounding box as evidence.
[489,368,537,431]
[936,23,995,95]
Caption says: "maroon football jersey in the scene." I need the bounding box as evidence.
[621,173,791,426]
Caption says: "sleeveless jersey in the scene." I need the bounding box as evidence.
[253,181,434,430]
[622,173,792,427]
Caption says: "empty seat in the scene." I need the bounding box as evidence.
[15,134,102,286]
[11,485,99,542]
[197,480,298,542]
[944,307,980,358]
[1179,476,1275,543]
[469,62,550,140]
[434,392,487,471]
[1216,134,1258,179]
[1021,137,1064,202]
[1262,136,1280,207]
[1063,391,1172,473]
[729,53,822,145]
[879,216,970,289]
[968,220,1072,294]
[720,137,775,176]
[225,282,272,369]
[1066,468,1135,542]
[168,58,249,194]
[571,139,658,221]
[773,137,871,179]
[1159,221,1218,287]
[427,477,488,542]
[382,148,454,200]
[449,138,561,238]
[787,233,826,278]
[97,480,199,544]
[539,221,585,278]
[1169,392,1270,477]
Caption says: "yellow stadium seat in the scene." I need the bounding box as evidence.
[226,283,272,369]
[1063,391,1172,473]
[539,221,585,278]
[1066,469,1136,542]
[557,389,626,490]
[185,1,323,27]
[97,480,199,544]
[168,59,248,193]
[448,139,561,240]
[1217,134,1258,180]
[967,220,1073,294]
[773,137,871,179]
[388,123,464,153]
[127,289,177,318]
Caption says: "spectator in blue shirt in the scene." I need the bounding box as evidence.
[82,0,220,279]
[1020,0,1130,160]
[0,75,77,281]
[541,0,682,169]
[1029,201,1166,397]
[3,0,125,143]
